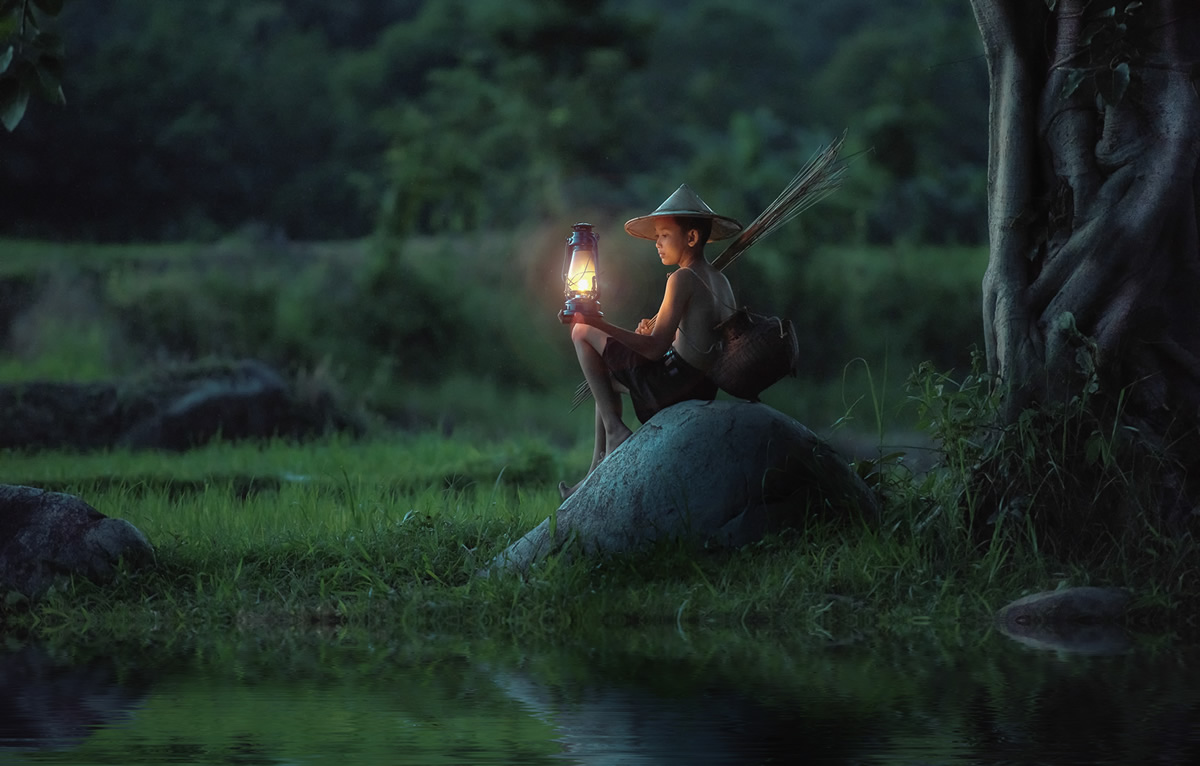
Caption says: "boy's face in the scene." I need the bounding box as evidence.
[653,219,696,266]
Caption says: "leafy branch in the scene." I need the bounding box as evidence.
[0,0,65,131]
[1050,1,1144,108]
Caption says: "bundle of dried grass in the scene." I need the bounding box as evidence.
[712,131,847,271]
[570,132,848,411]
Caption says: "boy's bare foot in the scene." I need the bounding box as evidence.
[559,428,631,501]
[606,424,633,456]
[558,479,582,501]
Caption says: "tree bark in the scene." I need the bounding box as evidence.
[970,0,1200,528]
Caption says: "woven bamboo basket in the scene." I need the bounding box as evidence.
[708,308,799,401]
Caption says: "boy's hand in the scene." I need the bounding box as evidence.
[636,318,652,335]
[562,310,601,327]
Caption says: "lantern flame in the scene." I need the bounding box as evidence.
[566,249,597,295]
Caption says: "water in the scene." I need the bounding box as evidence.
[2,627,1198,765]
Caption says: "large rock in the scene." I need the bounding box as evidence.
[120,358,293,450]
[487,400,877,574]
[0,358,363,452]
[0,485,155,599]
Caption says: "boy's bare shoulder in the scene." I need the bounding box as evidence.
[670,264,712,285]
[674,262,726,292]
[666,266,699,289]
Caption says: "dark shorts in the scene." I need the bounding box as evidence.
[603,339,718,424]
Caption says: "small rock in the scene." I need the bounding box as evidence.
[0,485,155,599]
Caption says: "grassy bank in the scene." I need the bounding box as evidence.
[2,423,1189,645]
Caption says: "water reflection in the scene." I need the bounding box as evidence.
[0,643,149,751]
[489,663,870,764]
[482,632,1200,766]
[1,628,1197,765]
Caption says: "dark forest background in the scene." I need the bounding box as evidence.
[1,0,987,244]
[0,0,991,440]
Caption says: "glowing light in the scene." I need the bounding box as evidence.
[560,222,602,322]
[566,248,597,295]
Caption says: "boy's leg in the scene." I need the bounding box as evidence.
[559,404,604,500]
[571,323,633,452]
[559,323,633,500]
[589,403,605,471]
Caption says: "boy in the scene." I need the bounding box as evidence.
[560,184,741,499]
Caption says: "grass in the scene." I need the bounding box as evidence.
[4,355,1197,647]
[6,414,1179,647]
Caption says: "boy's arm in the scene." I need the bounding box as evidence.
[573,269,694,360]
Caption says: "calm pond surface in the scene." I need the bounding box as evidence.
[2,624,1198,765]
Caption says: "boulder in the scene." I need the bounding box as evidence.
[0,358,363,452]
[487,400,877,575]
[995,586,1133,654]
[0,485,155,599]
[120,358,292,450]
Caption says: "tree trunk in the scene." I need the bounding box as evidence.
[969,0,1200,530]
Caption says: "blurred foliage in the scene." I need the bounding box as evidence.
[0,0,988,245]
[0,0,65,132]
[0,238,984,438]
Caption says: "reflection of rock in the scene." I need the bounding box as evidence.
[0,644,149,751]
[487,400,877,574]
[0,358,363,452]
[487,664,867,765]
[0,485,154,599]
[489,668,729,765]
[995,586,1133,655]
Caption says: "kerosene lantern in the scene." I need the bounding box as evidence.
[560,222,602,323]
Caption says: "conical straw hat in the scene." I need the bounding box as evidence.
[624,184,743,242]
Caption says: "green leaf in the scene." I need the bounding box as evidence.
[1096,5,1117,17]
[1097,61,1131,106]
[4,589,28,607]
[31,0,63,16]
[1075,345,1096,377]
[32,31,64,57]
[1061,68,1089,100]
[0,10,18,39]
[34,53,63,104]
[20,1,38,34]
[0,45,11,74]
[1112,61,1131,99]
[0,74,29,130]
[1081,20,1107,47]
[1124,1,1143,11]
[1045,0,1058,9]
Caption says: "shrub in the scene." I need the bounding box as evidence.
[904,343,1186,567]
